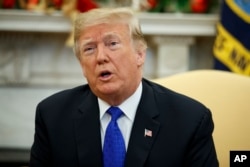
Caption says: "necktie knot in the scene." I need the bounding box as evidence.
[107,106,123,122]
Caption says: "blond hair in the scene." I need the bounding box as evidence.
[74,7,147,58]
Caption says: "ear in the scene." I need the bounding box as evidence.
[136,49,146,67]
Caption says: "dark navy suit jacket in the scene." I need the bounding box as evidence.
[30,79,218,167]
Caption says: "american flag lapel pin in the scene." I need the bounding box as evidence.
[144,128,152,137]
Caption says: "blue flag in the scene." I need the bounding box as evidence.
[213,0,250,76]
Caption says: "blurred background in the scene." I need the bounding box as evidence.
[0,0,249,166]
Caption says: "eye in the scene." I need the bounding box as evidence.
[110,41,118,46]
[107,40,120,50]
[84,47,93,52]
[83,45,95,55]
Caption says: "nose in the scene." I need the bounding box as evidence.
[96,45,109,64]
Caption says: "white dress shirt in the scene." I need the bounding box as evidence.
[99,82,142,150]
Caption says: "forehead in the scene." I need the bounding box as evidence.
[80,23,130,42]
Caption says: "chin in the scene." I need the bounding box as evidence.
[95,83,118,94]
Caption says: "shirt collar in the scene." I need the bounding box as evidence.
[99,82,142,121]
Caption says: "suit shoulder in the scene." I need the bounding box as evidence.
[143,79,210,114]
[142,79,213,136]
[38,84,90,108]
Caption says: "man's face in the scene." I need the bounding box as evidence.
[78,23,145,103]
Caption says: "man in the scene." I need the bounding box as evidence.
[30,7,218,167]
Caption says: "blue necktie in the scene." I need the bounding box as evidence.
[103,106,126,167]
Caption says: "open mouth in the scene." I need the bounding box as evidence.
[100,71,111,78]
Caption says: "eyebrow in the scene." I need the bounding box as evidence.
[81,38,94,47]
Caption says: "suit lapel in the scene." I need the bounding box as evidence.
[73,89,103,166]
[73,80,161,167]
[125,80,161,167]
